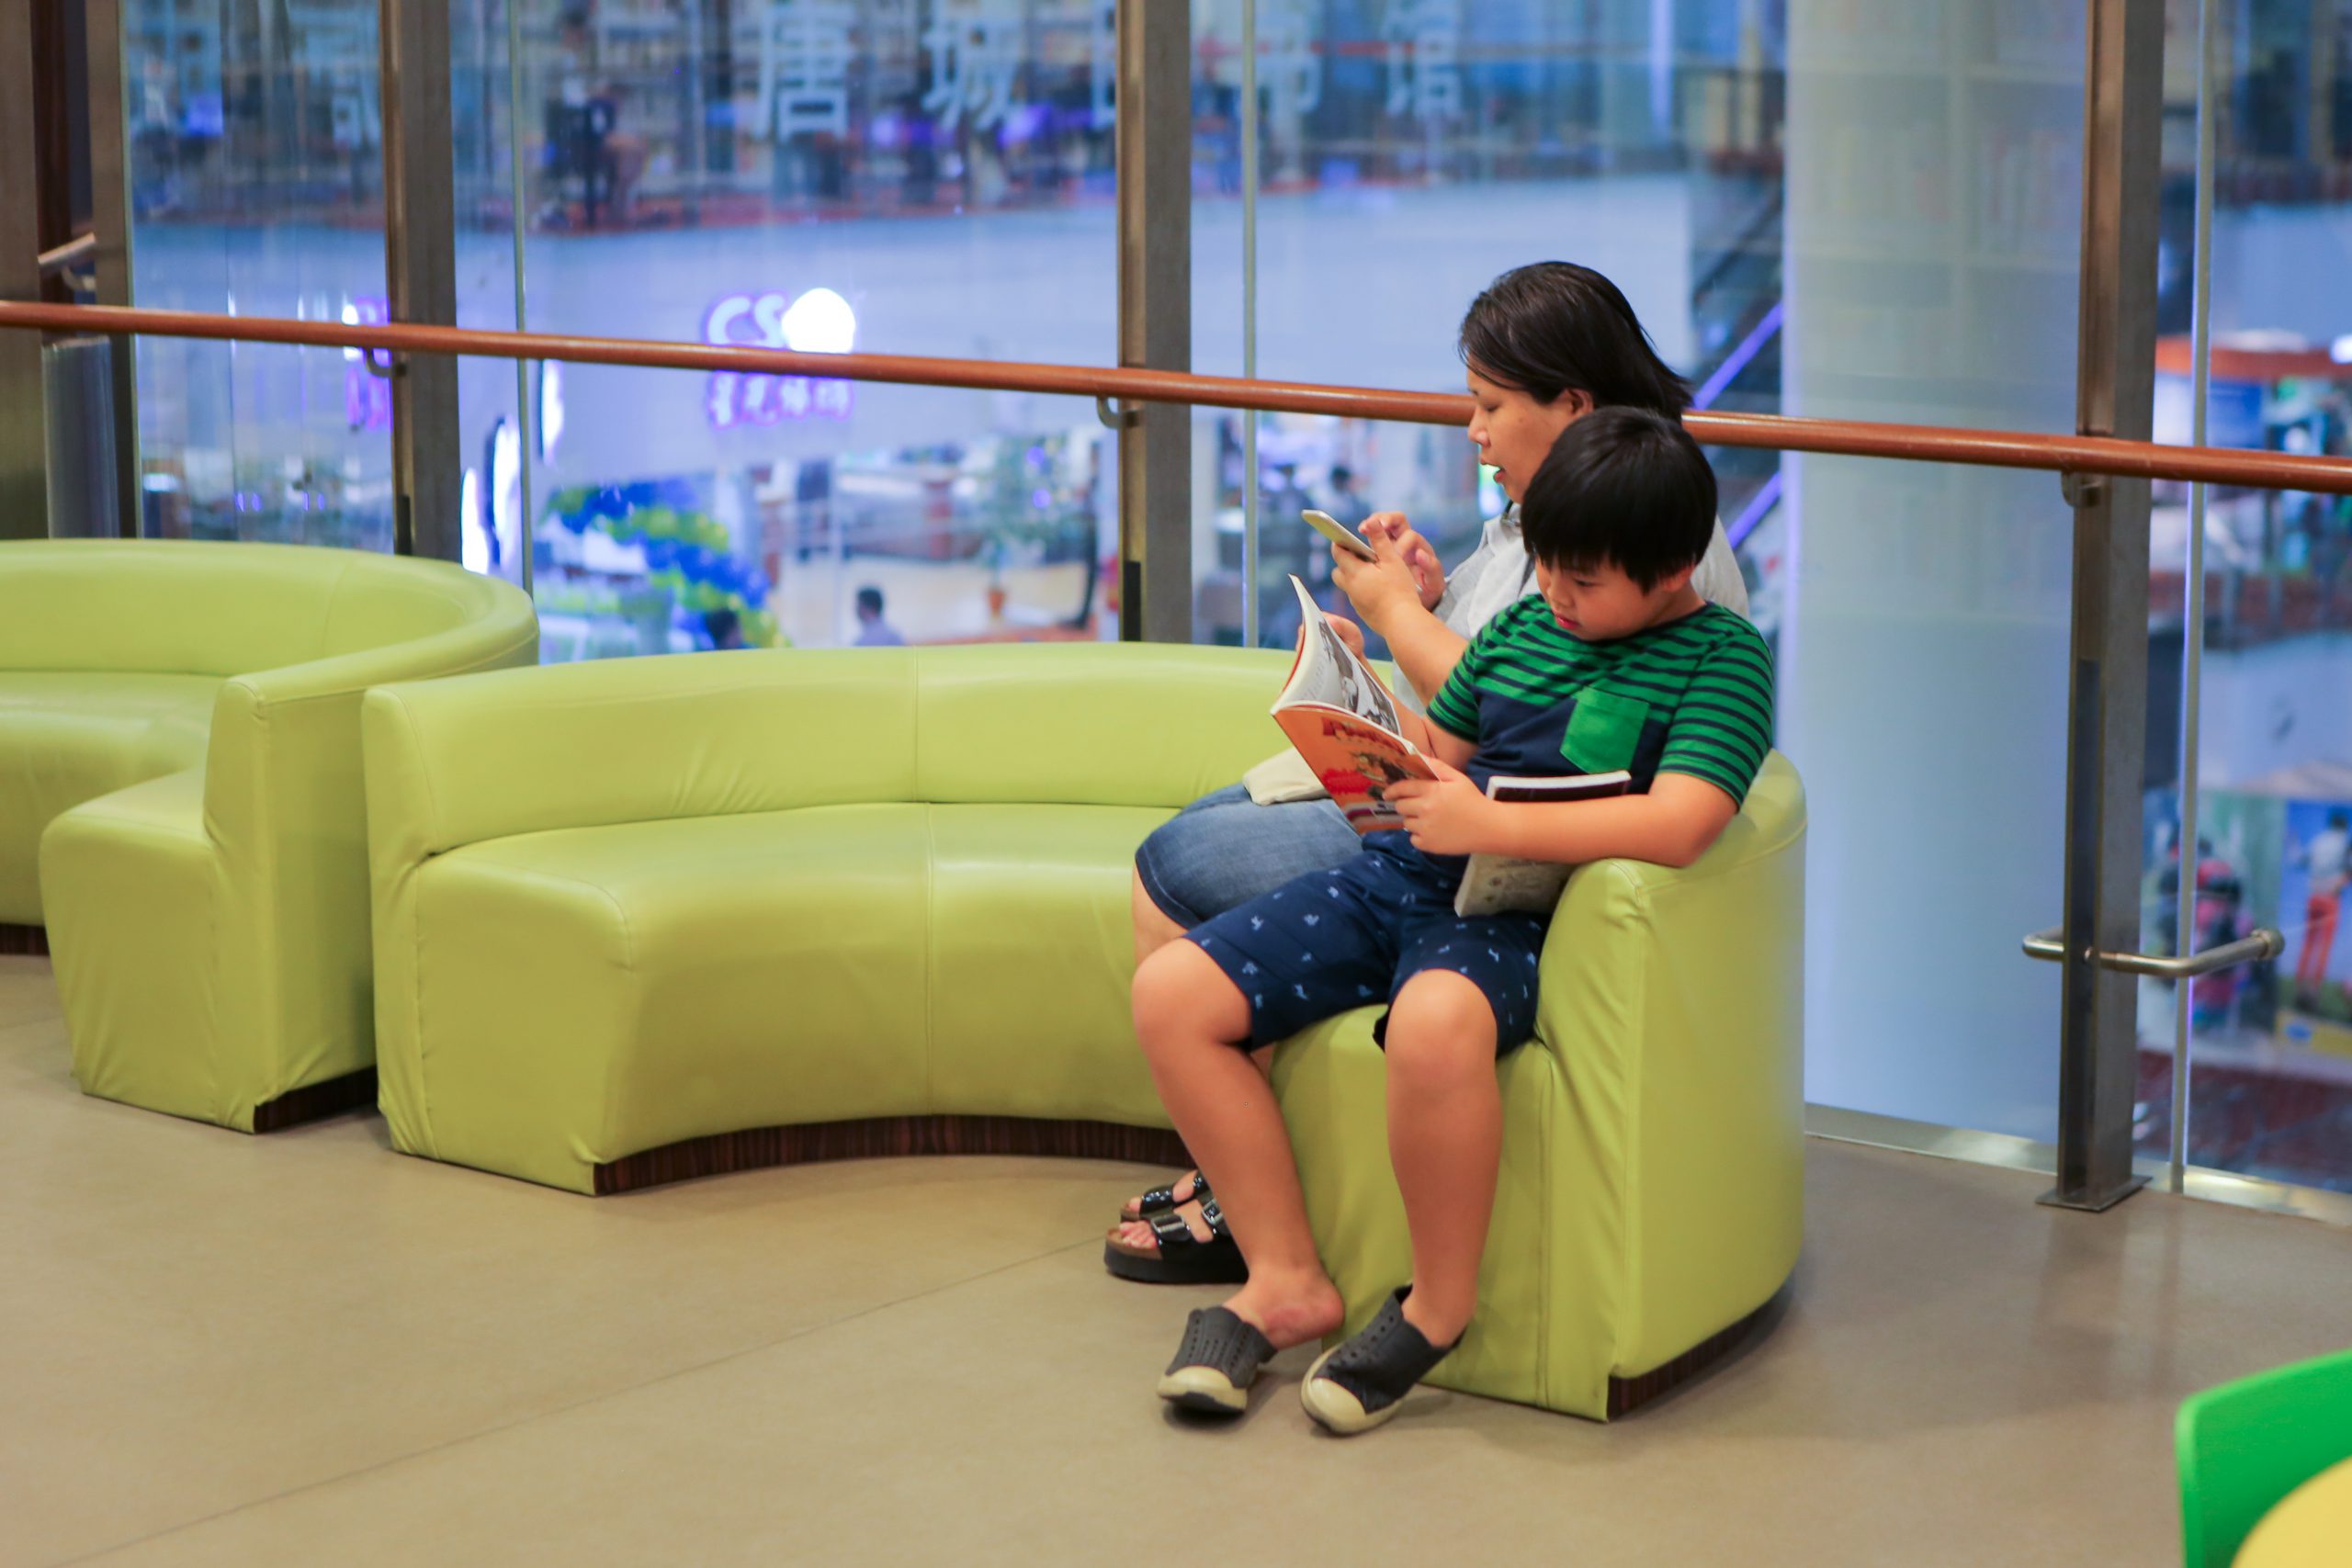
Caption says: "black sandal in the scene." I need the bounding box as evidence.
[1301,1287,1459,1435]
[1119,1170,1208,1224]
[1102,1194,1250,1285]
[1157,1305,1275,1415]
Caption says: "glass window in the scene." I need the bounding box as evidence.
[1188,0,1787,651]
[1783,0,2083,1144]
[457,0,1123,655]
[2143,0,2352,1193]
[123,0,392,548]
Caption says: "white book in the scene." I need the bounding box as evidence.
[1452,771,1634,918]
[1270,575,1432,833]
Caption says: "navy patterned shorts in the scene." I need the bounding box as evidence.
[1183,843,1549,1055]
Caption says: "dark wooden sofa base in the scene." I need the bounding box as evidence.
[251,1067,379,1132]
[1608,1283,1792,1417]
[0,923,49,956]
[594,1114,1192,1196]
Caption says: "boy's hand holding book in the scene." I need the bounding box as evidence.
[1300,612,1367,662]
[1386,759,1493,856]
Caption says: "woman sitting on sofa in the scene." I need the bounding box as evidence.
[1106,260,1750,1283]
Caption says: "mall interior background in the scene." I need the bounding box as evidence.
[63,0,2352,1196]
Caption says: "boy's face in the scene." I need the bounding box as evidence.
[1532,555,1697,641]
[1465,367,1590,504]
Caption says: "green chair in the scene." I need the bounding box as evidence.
[361,642,1804,1419]
[2177,1348,2352,1568]
[12,540,539,1130]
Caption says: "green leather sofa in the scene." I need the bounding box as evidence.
[362,643,1805,1419]
[10,540,538,1130]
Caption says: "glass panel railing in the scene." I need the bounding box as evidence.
[514,374,1113,660]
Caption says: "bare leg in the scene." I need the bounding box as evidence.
[1381,970,1502,1348]
[1114,870,1270,1243]
[1130,942,1342,1349]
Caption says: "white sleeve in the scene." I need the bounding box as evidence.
[1691,519,1749,618]
[1394,530,1498,715]
[1435,536,1497,639]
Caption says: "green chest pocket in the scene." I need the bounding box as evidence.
[1561,690,1651,773]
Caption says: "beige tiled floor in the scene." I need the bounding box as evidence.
[5,951,2350,1567]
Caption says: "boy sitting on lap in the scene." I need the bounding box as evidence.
[1130,407,1775,1433]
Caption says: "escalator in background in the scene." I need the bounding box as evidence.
[1685,177,1786,640]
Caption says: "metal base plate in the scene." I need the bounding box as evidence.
[2036,1174,2149,1213]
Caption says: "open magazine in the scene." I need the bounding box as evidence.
[1270,576,1434,832]
[1452,772,1633,917]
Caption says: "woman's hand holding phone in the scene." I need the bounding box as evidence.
[1303,509,1378,561]
[1333,513,1442,631]
[1357,513,1445,610]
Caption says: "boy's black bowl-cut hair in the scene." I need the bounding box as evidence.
[1519,408,1718,591]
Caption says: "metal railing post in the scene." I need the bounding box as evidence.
[0,2,51,539]
[1115,0,1192,642]
[85,0,140,538]
[381,0,463,562]
[2045,0,2165,1213]
[1240,0,1260,651]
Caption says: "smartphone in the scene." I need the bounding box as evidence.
[1303,509,1378,561]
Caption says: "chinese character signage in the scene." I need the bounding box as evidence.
[1385,0,1462,124]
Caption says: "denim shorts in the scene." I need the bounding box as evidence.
[1133,784,1364,928]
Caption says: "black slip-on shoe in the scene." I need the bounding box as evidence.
[1158,1304,1276,1415]
[1301,1287,1458,1435]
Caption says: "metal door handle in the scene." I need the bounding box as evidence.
[2021,926,2283,979]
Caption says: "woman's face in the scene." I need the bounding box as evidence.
[1465,366,1591,504]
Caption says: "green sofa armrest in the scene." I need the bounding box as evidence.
[1529,750,1807,1382]
[37,546,539,1129]
[228,613,542,708]
[206,615,540,842]
[1270,750,1805,1417]
[192,581,541,1112]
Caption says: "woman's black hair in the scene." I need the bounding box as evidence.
[1518,408,1716,591]
[1458,262,1690,415]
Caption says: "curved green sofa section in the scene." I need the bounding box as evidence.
[11,541,539,1130]
[362,643,1804,1419]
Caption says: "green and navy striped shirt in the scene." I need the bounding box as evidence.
[1426,598,1776,805]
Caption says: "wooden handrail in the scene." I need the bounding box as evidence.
[6,299,2351,496]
